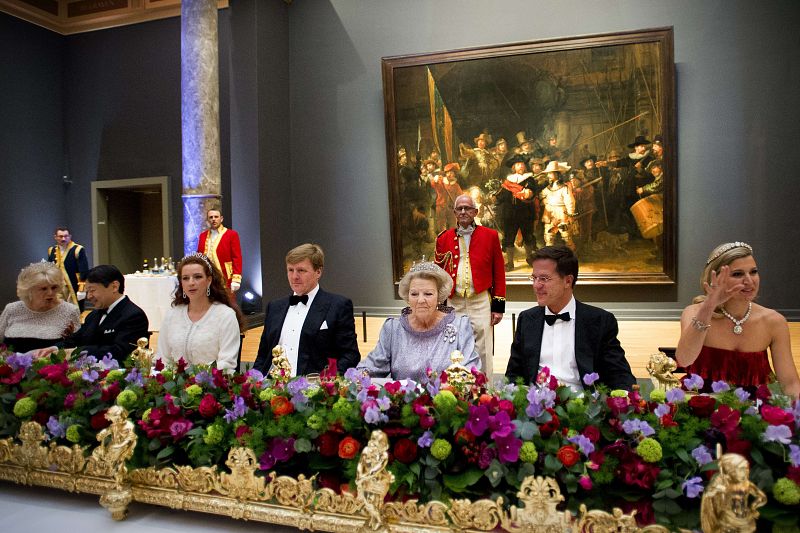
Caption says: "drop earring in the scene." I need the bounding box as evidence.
[206,286,210,297]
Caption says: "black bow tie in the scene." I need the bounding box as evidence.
[289,294,309,306]
[544,312,571,326]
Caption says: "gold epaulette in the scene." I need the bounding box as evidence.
[433,249,454,273]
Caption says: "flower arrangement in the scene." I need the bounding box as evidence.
[1,347,799,530]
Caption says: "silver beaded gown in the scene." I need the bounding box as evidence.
[357,309,480,382]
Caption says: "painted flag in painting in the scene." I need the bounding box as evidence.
[427,67,456,163]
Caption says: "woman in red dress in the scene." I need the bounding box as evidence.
[676,242,799,398]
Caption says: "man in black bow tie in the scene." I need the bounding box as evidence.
[505,246,635,389]
[253,244,360,376]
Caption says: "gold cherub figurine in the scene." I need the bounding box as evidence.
[646,351,681,392]
[269,345,293,382]
[130,337,154,376]
[700,447,767,533]
[445,349,476,390]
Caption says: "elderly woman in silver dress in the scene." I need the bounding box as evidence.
[357,261,479,381]
[0,262,80,352]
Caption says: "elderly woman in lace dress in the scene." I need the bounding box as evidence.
[357,262,479,381]
[0,262,80,352]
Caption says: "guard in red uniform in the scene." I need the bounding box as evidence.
[197,209,242,294]
[435,195,506,377]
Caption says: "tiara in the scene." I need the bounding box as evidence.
[22,260,58,275]
[409,256,441,274]
[183,252,213,272]
[705,242,753,265]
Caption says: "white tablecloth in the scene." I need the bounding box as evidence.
[124,274,178,332]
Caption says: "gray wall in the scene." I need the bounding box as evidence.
[0,13,66,304]
[287,0,800,318]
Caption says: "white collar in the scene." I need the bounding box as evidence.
[294,284,320,307]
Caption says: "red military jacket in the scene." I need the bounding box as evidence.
[435,225,506,313]
[197,226,242,289]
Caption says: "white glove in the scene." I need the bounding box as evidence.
[230,282,241,292]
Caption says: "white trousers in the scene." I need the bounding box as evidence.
[448,290,493,377]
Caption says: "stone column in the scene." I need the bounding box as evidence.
[181,0,220,256]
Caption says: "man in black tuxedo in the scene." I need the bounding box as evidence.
[253,244,360,376]
[505,246,635,390]
[64,265,149,362]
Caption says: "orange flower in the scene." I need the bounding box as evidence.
[556,445,580,467]
[270,396,294,417]
[338,436,361,459]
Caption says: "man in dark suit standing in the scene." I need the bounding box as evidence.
[253,244,360,376]
[64,265,149,362]
[505,245,635,390]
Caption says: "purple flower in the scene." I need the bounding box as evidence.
[526,386,556,418]
[711,381,730,393]
[344,367,372,389]
[683,374,704,391]
[400,379,419,401]
[287,377,310,396]
[478,444,496,469]
[6,353,33,372]
[734,388,751,402]
[568,434,595,456]
[789,444,800,467]
[224,396,248,422]
[582,372,600,386]
[194,370,216,387]
[356,389,369,403]
[363,404,386,424]
[495,434,523,463]
[376,396,391,411]
[425,373,441,396]
[682,476,704,498]
[691,445,713,466]
[270,437,295,461]
[169,419,193,439]
[81,368,99,383]
[290,392,309,409]
[792,401,800,430]
[466,404,490,437]
[488,411,514,439]
[763,424,792,445]
[100,355,119,370]
[259,451,276,470]
[417,431,434,448]
[246,368,264,382]
[46,416,65,439]
[654,403,671,418]
[666,388,685,403]
[125,367,144,387]
[622,418,655,437]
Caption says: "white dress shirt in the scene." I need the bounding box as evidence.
[99,295,126,324]
[538,296,581,391]
[279,284,320,377]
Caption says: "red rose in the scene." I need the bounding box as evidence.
[235,425,251,443]
[582,425,601,443]
[90,409,111,430]
[659,413,679,427]
[198,394,221,418]
[154,358,165,371]
[619,454,660,489]
[338,436,361,459]
[539,409,560,438]
[787,466,800,485]
[755,385,772,401]
[454,428,475,445]
[557,445,580,467]
[760,405,794,426]
[687,395,717,418]
[393,438,418,464]
[270,396,294,417]
[497,399,516,417]
[33,411,49,425]
[710,404,741,437]
[100,381,121,402]
[317,432,341,457]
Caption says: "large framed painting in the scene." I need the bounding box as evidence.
[382,27,675,285]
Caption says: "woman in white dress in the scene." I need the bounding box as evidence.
[156,253,242,372]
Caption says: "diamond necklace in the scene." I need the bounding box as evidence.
[720,301,752,335]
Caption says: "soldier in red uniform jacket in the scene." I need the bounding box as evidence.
[435,195,506,377]
[197,210,242,293]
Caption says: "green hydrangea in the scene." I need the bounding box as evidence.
[512,386,529,413]
[13,397,37,418]
[116,389,139,410]
[519,441,538,464]
[142,408,152,421]
[68,370,83,382]
[433,390,457,417]
[400,404,418,428]
[204,423,225,445]
[332,397,356,419]
[259,388,276,402]
[66,424,82,443]
[565,429,578,438]
[649,389,666,403]
[105,369,125,382]
[430,439,452,460]
[160,370,174,381]
[306,413,327,431]
[186,384,203,397]
[570,397,584,407]
[636,437,663,463]
[773,477,800,506]
[610,389,628,398]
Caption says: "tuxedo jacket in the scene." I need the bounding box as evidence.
[64,296,149,363]
[505,301,635,389]
[253,289,361,376]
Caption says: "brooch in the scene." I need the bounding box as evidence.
[443,324,457,343]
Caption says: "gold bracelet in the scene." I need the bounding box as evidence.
[690,316,711,332]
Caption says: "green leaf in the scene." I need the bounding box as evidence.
[655,479,673,490]
[652,498,682,514]
[664,488,682,499]
[443,468,483,492]
[156,445,174,460]
[675,448,690,463]
[544,454,562,473]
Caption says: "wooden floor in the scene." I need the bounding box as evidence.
[151,318,800,379]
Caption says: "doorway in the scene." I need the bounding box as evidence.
[91,177,172,274]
